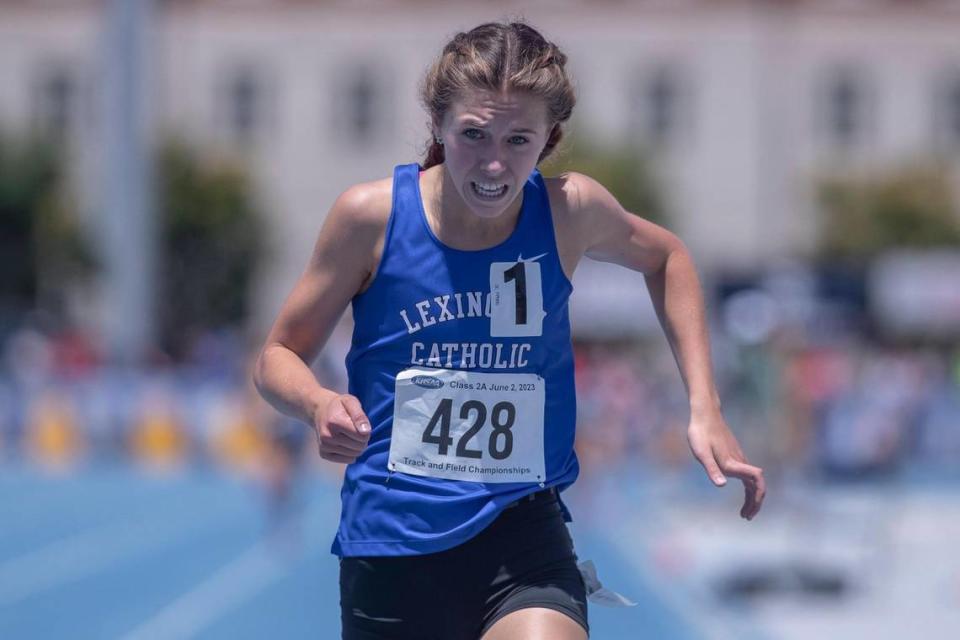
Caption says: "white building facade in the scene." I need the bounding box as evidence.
[2,0,959,339]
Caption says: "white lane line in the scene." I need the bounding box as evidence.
[118,542,289,640]
[119,505,332,640]
[0,502,237,607]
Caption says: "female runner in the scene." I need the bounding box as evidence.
[255,21,765,640]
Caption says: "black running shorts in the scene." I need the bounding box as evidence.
[339,487,590,639]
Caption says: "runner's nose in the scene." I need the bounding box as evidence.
[482,159,505,175]
[481,147,506,176]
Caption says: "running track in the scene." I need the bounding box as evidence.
[0,463,701,639]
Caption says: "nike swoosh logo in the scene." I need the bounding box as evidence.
[516,252,547,263]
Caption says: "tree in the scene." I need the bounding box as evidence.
[0,132,93,335]
[816,162,960,259]
[539,135,670,226]
[156,139,264,361]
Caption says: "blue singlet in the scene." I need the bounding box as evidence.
[331,162,580,557]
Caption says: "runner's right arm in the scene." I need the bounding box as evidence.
[254,181,388,463]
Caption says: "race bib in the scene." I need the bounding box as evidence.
[490,259,545,337]
[388,367,546,484]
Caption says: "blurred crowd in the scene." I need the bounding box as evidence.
[0,317,289,474]
[573,336,960,483]
[1,306,958,486]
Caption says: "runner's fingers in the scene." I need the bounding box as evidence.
[719,458,764,484]
[694,449,727,486]
[321,441,362,458]
[332,434,366,454]
[317,427,366,453]
[333,420,370,444]
[740,475,766,520]
[713,458,764,519]
[338,395,372,441]
[751,473,767,514]
[319,450,356,464]
[318,404,348,435]
[740,479,756,519]
[327,409,368,444]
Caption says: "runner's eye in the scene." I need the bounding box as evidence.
[463,128,483,139]
[509,136,529,145]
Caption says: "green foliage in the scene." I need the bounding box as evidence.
[0,133,93,309]
[539,135,669,226]
[156,139,264,360]
[817,163,960,259]
[0,133,264,356]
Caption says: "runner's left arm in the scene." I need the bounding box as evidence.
[566,171,765,521]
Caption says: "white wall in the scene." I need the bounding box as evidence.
[2,1,959,337]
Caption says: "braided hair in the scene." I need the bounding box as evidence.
[419,22,576,169]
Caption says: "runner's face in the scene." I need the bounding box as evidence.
[436,88,550,219]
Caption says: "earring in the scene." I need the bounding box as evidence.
[435,136,443,145]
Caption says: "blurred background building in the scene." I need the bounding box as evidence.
[2,0,959,341]
[1,2,960,639]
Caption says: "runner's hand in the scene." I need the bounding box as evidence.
[312,392,371,464]
[687,413,765,520]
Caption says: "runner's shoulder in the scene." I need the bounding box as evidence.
[542,170,613,213]
[320,178,393,256]
[541,170,608,237]
[326,175,394,240]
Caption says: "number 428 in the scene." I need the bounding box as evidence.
[422,398,516,460]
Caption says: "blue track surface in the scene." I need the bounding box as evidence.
[0,463,700,639]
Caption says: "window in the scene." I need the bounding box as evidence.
[331,64,389,146]
[229,73,259,141]
[630,64,686,147]
[347,69,376,141]
[820,67,872,148]
[830,75,859,143]
[33,66,75,141]
[216,65,271,146]
[934,70,960,149]
[226,69,261,144]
